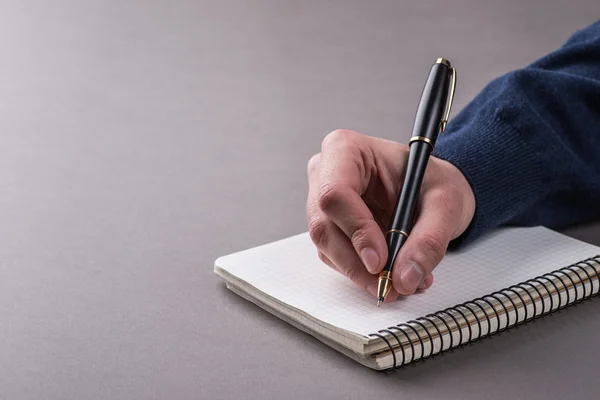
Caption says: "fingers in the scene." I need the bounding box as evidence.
[307,136,399,301]
[420,274,434,290]
[315,130,387,273]
[306,129,468,301]
[307,157,379,296]
[308,212,380,297]
[317,251,336,271]
[392,188,462,295]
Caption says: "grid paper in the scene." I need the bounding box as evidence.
[214,227,600,337]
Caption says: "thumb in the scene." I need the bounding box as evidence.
[391,190,461,295]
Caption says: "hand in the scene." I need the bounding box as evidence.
[306,130,475,302]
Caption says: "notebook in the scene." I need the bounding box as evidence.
[213,226,600,370]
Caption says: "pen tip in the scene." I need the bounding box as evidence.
[377,298,383,307]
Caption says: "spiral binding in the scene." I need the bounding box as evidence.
[368,255,600,370]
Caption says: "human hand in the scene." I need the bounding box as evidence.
[306,130,475,302]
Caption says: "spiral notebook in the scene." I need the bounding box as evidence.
[214,226,600,370]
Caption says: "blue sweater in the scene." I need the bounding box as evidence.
[433,20,600,248]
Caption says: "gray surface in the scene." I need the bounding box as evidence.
[1,1,600,399]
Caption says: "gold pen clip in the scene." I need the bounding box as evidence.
[440,66,456,132]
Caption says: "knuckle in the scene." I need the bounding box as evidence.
[308,217,329,248]
[414,232,447,267]
[317,183,341,212]
[350,224,371,248]
[306,153,321,175]
[317,251,335,270]
[344,264,359,283]
[322,129,356,150]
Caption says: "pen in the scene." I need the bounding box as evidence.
[377,58,457,306]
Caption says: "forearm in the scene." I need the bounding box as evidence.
[433,20,600,248]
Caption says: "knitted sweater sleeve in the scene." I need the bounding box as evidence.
[432,20,600,248]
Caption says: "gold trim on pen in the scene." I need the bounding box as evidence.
[435,58,451,67]
[408,136,434,150]
[386,229,409,238]
[377,270,393,304]
[440,67,457,132]
[378,270,392,280]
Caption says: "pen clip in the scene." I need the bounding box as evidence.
[440,67,456,132]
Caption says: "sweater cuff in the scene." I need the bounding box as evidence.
[432,115,549,249]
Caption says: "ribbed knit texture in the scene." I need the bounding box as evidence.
[433,20,600,249]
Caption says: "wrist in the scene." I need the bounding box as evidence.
[432,115,549,248]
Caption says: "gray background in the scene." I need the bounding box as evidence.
[1,1,600,399]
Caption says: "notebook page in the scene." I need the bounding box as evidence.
[215,227,600,337]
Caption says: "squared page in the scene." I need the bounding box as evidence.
[214,227,600,338]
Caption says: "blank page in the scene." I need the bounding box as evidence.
[214,227,600,337]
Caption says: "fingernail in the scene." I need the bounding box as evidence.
[360,248,379,273]
[418,280,427,290]
[401,263,424,292]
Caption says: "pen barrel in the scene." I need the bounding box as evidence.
[410,62,452,144]
[387,140,432,237]
[382,230,409,272]
[388,61,451,233]
[380,60,453,276]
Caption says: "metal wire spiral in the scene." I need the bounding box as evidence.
[369,256,600,370]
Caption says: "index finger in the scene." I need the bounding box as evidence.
[316,130,388,274]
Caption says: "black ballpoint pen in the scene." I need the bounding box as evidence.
[377,58,456,306]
